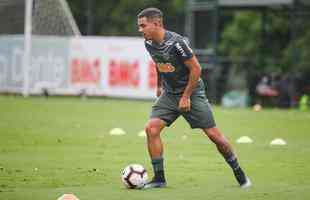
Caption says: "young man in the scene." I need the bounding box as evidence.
[137,7,251,189]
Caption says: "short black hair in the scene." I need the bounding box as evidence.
[137,7,163,20]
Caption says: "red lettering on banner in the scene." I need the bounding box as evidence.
[71,58,101,84]
[148,61,157,89]
[108,59,140,87]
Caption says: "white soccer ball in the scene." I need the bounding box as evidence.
[121,164,148,189]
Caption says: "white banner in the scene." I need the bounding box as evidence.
[0,36,157,99]
[69,36,157,99]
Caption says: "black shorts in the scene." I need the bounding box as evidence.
[150,91,216,129]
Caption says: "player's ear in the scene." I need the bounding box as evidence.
[152,20,158,27]
[153,18,162,27]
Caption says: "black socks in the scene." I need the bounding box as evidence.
[151,157,166,182]
[224,152,241,171]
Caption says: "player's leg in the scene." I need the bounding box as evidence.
[143,92,179,189]
[145,118,166,158]
[182,93,251,188]
[144,118,167,187]
[202,127,234,160]
[202,127,251,188]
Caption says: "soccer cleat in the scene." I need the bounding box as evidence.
[240,177,252,189]
[142,178,166,189]
[233,167,251,188]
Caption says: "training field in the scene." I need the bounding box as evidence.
[0,96,310,200]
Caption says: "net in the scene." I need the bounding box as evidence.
[32,0,80,36]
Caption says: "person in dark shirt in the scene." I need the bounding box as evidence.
[137,7,251,189]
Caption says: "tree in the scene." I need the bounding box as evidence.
[282,18,310,72]
[67,0,186,36]
[219,10,310,73]
[218,11,262,68]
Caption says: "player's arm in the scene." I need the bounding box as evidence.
[183,56,201,98]
[175,38,200,112]
[156,66,162,97]
[145,42,162,97]
[179,56,201,112]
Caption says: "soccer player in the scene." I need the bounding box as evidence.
[137,7,251,189]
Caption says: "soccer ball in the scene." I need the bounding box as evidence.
[121,164,148,189]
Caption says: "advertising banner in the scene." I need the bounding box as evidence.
[0,35,157,99]
[69,37,156,98]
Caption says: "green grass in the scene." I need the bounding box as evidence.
[0,95,310,200]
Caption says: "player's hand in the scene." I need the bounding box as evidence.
[178,96,191,112]
[156,87,162,97]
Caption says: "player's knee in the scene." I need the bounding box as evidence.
[145,125,159,138]
[145,119,162,138]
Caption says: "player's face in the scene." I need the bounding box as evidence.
[138,17,158,40]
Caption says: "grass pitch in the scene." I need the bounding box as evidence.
[0,96,310,200]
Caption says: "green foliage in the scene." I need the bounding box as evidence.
[219,12,261,60]
[283,24,310,71]
[219,10,310,72]
[67,0,186,36]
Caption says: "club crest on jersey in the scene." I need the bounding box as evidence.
[157,63,175,73]
[162,53,170,60]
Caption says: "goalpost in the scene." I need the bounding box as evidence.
[22,0,80,96]
[23,0,32,97]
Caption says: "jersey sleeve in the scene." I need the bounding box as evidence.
[144,41,150,53]
[174,37,194,62]
[144,41,154,60]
